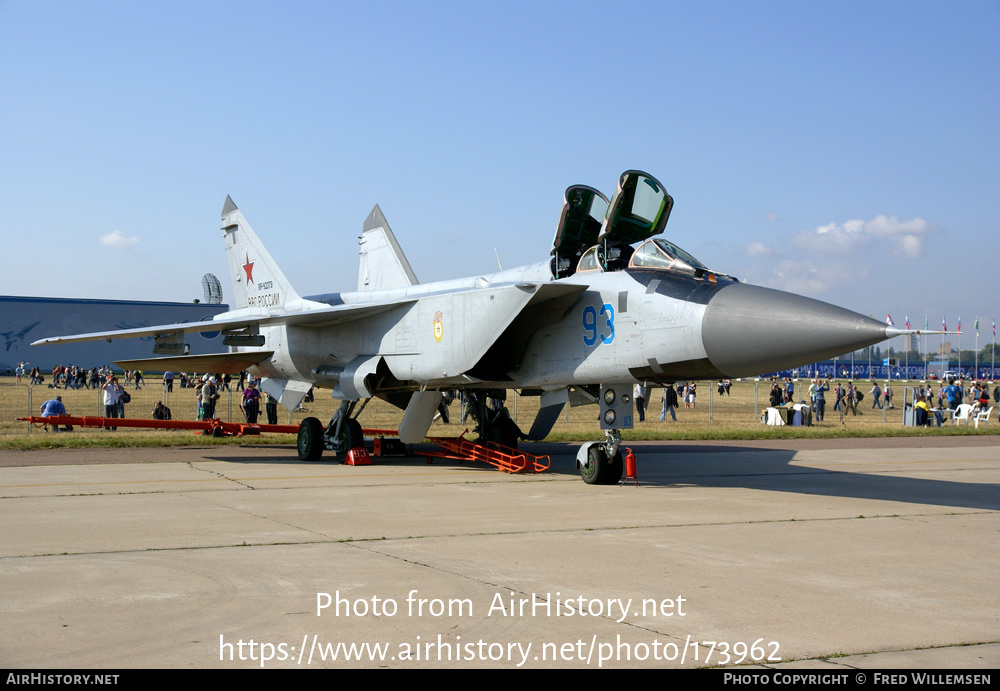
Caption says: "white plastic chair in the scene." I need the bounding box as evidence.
[974,406,993,429]
[952,403,973,426]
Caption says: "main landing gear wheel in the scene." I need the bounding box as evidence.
[336,418,364,461]
[297,417,324,462]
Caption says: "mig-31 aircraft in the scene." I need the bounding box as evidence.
[34,170,904,484]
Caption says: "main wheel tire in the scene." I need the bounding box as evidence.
[602,450,624,485]
[336,418,364,461]
[297,417,324,462]
[580,445,607,485]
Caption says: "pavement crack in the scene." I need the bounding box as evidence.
[186,461,256,490]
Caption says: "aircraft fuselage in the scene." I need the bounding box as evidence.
[248,261,889,398]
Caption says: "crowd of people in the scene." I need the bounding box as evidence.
[26,364,281,429]
[644,381,700,422]
[625,375,997,427]
[911,379,997,426]
[26,362,1000,433]
[16,362,122,390]
[752,374,1000,427]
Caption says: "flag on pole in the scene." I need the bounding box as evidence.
[943,316,947,332]
[886,314,894,326]
[905,315,911,330]
[975,318,979,337]
[958,316,962,333]
[993,319,996,338]
[925,316,929,330]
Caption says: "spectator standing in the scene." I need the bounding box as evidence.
[944,379,962,410]
[633,383,647,422]
[870,382,882,409]
[117,380,130,418]
[813,379,829,421]
[769,382,783,408]
[843,383,859,416]
[241,381,261,423]
[660,385,678,422]
[201,376,220,420]
[265,391,279,424]
[102,377,120,430]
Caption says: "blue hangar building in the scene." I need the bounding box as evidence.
[1,295,229,372]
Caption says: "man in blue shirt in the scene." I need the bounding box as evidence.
[944,380,962,410]
[40,396,68,432]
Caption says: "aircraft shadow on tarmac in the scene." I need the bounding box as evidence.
[207,441,999,512]
[546,442,1000,512]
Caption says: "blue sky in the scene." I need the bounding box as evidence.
[2,1,998,346]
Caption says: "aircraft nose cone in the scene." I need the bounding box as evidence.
[701,283,890,378]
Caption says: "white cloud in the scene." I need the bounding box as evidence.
[792,215,933,258]
[765,211,780,223]
[765,259,864,296]
[744,241,776,257]
[99,230,139,249]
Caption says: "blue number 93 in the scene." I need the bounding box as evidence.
[583,303,615,346]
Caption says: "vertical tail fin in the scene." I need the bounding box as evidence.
[221,196,301,310]
[357,204,419,291]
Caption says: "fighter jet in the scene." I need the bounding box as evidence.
[33,170,903,483]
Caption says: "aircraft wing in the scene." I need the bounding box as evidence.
[459,281,587,382]
[362,280,590,389]
[30,300,416,346]
[113,351,275,374]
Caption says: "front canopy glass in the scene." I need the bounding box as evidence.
[629,238,708,275]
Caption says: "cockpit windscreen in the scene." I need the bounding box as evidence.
[630,238,708,274]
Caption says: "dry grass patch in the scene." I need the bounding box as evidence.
[3,377,996,450]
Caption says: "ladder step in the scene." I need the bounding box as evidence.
[425,433,550,473]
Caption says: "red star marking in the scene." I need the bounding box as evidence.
[242,253,254,289]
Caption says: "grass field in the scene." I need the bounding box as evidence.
[4,375,997,451]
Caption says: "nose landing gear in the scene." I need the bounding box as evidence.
[577,429,624,485]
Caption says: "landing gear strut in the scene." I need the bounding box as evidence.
[296,399,365,462]
[465,390,523,449]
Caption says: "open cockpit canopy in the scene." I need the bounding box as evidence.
[551,171,671,278]
[550,170,736,283]
[550,185,609,279]
[598,170,673,246]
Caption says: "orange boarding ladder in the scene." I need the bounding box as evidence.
[425,432,550,474]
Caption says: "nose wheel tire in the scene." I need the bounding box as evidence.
[580,446,607,485]
[604,450,624,484]
[579,446,624,485]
